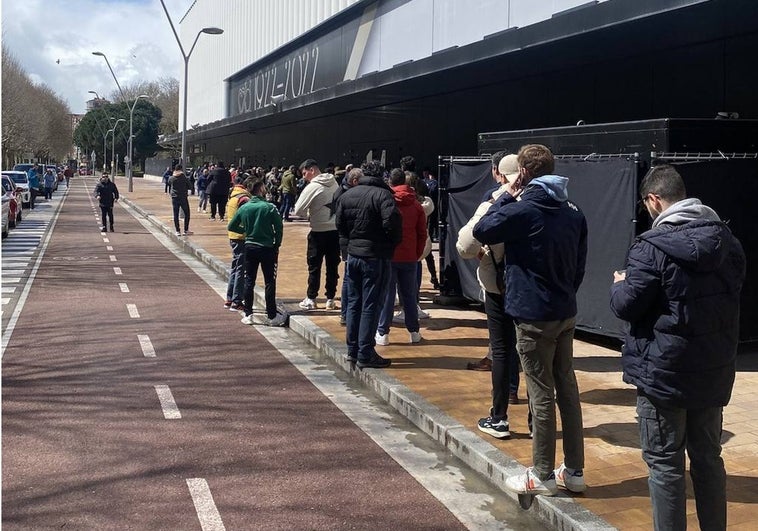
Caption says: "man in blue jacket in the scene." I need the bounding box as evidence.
[610,165,745,531]
[474,144,587,497]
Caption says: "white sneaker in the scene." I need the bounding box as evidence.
[417,306,430,319]
[240,314,254,325]
[325,299,336,310]
[375,332,389,346]
[299,298,316,310]
[554,463,587,493]
[175,231,182,236]
[504,468,558,496]
[392,310,405,324]
[410,331,422,343]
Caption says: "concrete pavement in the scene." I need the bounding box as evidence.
[119,174,758,530]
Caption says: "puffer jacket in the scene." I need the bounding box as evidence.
[206,166,231,197]
[457,184,508,294]
[391,184,427,262]
[610,198,746,409]
[279,170,297,195]
[293,173,339,232]
[474,175,587,321]
[226,185,251,240]
[335,175,402,259]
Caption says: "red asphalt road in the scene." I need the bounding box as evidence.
[2,178,466,530]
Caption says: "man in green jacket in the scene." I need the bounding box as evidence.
[278,165,297,221]
[227,179,285,326]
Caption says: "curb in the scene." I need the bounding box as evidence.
[121,196,616,531]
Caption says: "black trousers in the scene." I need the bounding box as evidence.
[209,195,228,220]
[243,244,278,319]
[306,230,340,300]
[100,206,114,229]
[485,290,518,420]
[172,196,190,232]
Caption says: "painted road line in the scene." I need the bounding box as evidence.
[1,298,10,305]
[2,287,16,293]
[103,238,110,243]
[2,270,26,276]
[137,335,156,358]
[127,304,140,318]
[154,385,181,419]
[113,267,122,275]
[3,278,20,283]
[186,478,225,531]
[119,283,130,293]
[106,246,113,251]
[109,255,117,262]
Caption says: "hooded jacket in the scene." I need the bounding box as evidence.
[391,184,427,262]
[206,166,231,197]
[335,175,402,259]
[610,198,746,409]
[168,170,190,198]
[293,173,339,232]
[474,175,587,321]
[279,170,297,195]
[226,184,251,240]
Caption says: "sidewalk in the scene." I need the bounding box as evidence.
[120,175,758,530]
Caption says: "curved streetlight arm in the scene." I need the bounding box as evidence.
[92,52,127,103]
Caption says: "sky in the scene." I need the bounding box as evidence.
[2,0,193,114]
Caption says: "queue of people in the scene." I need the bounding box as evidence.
[163,147,744,530]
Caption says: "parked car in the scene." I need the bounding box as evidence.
[2,175,22,228]
[2,171,32,207]
[2,193,9,238]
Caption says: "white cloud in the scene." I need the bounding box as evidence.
[2,0,193,113]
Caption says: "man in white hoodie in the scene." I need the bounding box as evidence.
[294,159,340,310]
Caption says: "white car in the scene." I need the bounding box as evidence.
[2,171,32,207]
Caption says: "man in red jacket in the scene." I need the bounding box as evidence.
[375,168,427,345]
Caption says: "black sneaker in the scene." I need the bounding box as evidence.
[345,353,357,363]
[356,354,391,369]
[477,415,511,439]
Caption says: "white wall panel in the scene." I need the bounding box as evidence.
[179,0,607,127]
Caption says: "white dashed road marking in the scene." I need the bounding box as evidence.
[126,304,140,318]
[119,283,130,293]
[154,385,181,419]
[113,267,122,275]
[106,246,113,251]
[109,255,117,262]
[137,335,156,358]
[186,478,225,531]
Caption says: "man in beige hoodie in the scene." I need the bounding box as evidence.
[294,159,340,310]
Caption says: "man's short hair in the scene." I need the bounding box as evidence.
[250,179,266,196]
[361,159,384,177]
[346,167,363,183]
[490,150,508,170]
[640,164,687,203]
[389,168,406,186]
[517,144,554,178]
[399,155,416,172]
[217,161,225,168]
[299,158,318,171]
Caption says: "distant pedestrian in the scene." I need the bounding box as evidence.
[336,160,402,369]
[227,180,285,327]
[63,166,73,187]
[474,144,587,497]
[206,161,231,221]
[610,165,745,531]
[168,165,192,236]
[162,166,172,193]
[27,165,40,209]
[94,173,119,232]
[43,168,56,199]
[294,159,340,311]
[278,165,297,221]
[197,167,209,212]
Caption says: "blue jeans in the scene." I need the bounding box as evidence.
[378,262,419,335]
[279,193,294,220]
[226,239,245,303]
[636,393,726,531]
[345,256,390,362]
[198,190,208,210]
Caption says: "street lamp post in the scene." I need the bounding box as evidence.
[159,0,223,168]
[92,52,126,103]
[127,95,149,192]
[103,129,111,174]
[110,119,126,177]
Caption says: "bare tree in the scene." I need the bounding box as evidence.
[110,76,179,136]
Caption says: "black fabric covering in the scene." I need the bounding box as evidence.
[443,158,637,338]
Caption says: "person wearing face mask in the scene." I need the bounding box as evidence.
[610,164,745,531]
[94,173,119,232]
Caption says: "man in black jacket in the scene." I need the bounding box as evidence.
[610,165,745,531]
[206,161,232,221]
[335,160,401,369]
[168,165,192,236]
[94,173,119,232]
